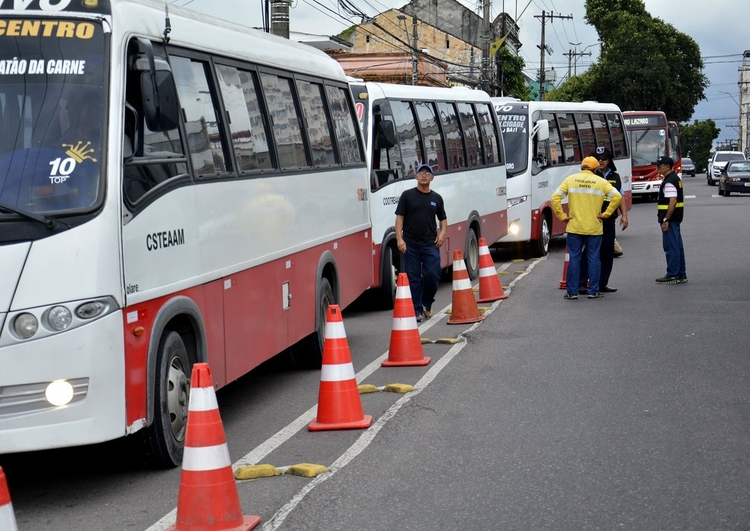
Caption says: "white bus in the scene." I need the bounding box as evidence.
[350,81,508,307]
[0,0,373,466]
[491,98,632,257]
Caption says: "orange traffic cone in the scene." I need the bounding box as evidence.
[476,238,508,302]
[559,246,569,289]
[382,273,431,367]
[0,467,18,531]
[447,249,484,325]
[309,305,373,431]
[168,363,260,531]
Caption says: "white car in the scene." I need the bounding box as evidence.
[707,151,746,185]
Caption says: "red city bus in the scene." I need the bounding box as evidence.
[623,111,681,200]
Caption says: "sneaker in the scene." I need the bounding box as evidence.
[563,293,578,300]
[614,251,624,258]
[423,306,432,319]
[587,292,605,299]
[415,312,425,322]
[655,276,680,284]
[600,286,618,293]
[677,276,688,283]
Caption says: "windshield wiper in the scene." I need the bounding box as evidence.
[0,202,70,231]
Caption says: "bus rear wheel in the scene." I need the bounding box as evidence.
[139,331,190,468]
[377,244,398,310]
[290,277,334,369]
[465,228,479,280]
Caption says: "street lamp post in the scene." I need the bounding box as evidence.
[720,90,743,152]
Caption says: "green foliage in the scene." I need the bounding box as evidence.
[680,120,721,173]
[551,0,707,121]
[495,47,532,100]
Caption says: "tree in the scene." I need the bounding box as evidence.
[547,0,707,122]
[495,47,532,100]
[680,120,720,173]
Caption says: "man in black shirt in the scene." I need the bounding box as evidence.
[395,164,447,321]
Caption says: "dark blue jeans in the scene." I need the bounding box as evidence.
[566,233,602,296]
[579,222,616,288]
[403,244,441,313]
[661,221,686,277]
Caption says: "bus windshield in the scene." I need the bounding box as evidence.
[0,17,105,215]
[495,107,529,177]
[628,128,666,167]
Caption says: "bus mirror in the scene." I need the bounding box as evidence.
[141,70,180,132]
[533,119,549,142]
[377,119,397,149]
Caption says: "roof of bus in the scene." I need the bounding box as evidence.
[490,98,622,113]
[362,82,493,102]
[110,0,347,82]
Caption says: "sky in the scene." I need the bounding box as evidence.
[174,0,749,147]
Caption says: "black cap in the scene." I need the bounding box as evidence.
[654,156,674,167]
[595,146,613,159]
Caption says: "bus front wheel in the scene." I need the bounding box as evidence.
[529,214,550,257]
[140,331,190,468]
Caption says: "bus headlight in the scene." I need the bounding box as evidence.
[45,380,75,406]
[507,195,528,208]
[46,306,73,331]
[76,300,108,319]
[13,313,39,339]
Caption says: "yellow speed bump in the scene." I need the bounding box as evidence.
[383,383,415,393]
[234,464,281,480]
[420,337,433,344]
[358,384,380,394]
[285,463,329,478]
[434,337,461,344]
[511,258,525,263]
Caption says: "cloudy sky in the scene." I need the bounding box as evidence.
[175,0,748,147]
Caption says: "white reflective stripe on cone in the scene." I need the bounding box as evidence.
[453,278,473,291]
[453,260,467,271]
[395,285,412,298]
[324,320,347,339]
[479,246,490,256]
[320,362,356,382]
[391,316,418,330]
[479,266,496,277]
[188,387,219,412]
[182,443,232,471]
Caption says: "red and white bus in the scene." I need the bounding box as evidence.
[0,0,372,466]
[492,98,631,257]
[623,111,682,199]
[349,81,508,307]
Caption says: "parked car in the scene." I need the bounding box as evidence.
[681,157,695,177]
[707,151,746,185]
[718,160,750,196]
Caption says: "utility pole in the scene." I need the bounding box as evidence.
[411,15,419,86]
[483,0,491,91]
[563,43,592,78]
[535,11,572,100]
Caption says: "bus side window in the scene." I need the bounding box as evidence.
[371,102,404,188]
[542,112,562,166]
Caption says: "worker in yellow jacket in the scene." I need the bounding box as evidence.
[551,156,622,300]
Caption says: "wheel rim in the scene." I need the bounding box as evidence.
[166,357,189,442]
[467,234,479,273]
[541,218,550,253]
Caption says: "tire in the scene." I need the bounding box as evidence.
[464,228,479,280]
[291,277,334,369]
[139,331,191,468]
[529,213,550,258]
[377,244,398,310]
